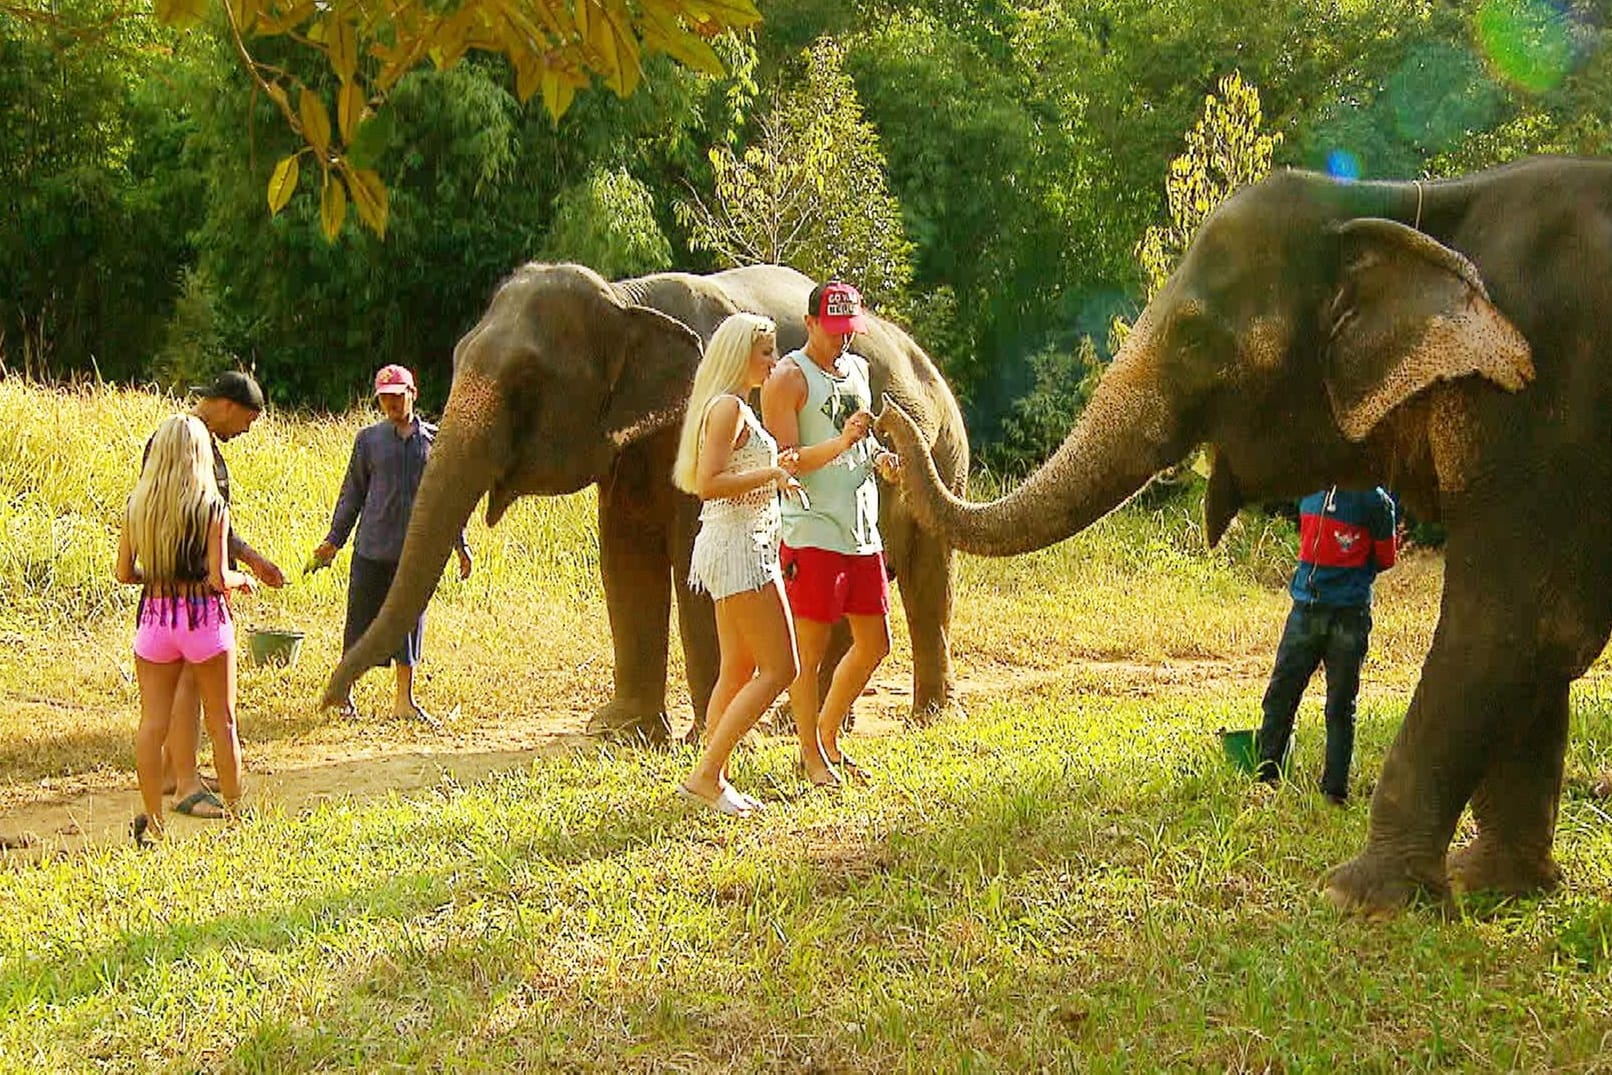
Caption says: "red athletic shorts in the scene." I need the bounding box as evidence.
[780,543,889,623]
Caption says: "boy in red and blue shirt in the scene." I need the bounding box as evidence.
[1256,486,1397,804]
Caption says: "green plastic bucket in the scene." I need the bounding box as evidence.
[1217,728,1291,775]
[246,628,305,668]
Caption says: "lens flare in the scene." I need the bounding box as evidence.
[1326,150,1362,181]
[1476,0,1577,93]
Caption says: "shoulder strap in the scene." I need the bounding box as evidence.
[696,392,737,452]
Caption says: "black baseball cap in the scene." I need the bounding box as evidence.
[193,371,265,412]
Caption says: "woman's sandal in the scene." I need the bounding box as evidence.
[728,786,766,811]
[795,758,844,789]
[161,773,221,796]
[174,789,226,819]
[677,783,754,817]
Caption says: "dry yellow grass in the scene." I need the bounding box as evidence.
[0,378,1450,795]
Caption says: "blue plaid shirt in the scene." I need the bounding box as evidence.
[323,418,465,563]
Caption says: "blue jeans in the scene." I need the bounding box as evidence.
[1256,603,1372,799]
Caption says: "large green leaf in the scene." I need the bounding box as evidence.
[266,154,300,214]
[153,0,208,29]
[299,88,332,157]
[319,171,347,241]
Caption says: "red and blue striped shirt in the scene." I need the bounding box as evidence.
[1289,487,1397,608]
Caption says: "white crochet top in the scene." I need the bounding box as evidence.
[689,395,782,597]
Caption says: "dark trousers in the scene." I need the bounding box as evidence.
[1256,602,1372,799]
[344,555,423,668]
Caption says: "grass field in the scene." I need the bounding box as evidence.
[2,380,1610,1071]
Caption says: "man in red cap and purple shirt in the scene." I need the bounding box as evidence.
[761,280,901,787]
[310,364,472,723]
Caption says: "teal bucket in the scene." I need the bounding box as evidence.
[1217,728,1291,775]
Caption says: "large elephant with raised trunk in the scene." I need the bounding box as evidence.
[879,156,1612,915]
[322,262,968,744]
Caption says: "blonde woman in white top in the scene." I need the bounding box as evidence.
[673,313,805,815]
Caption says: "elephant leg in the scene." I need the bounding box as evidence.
[1446,518,1612,896]
[1324,619,1532,916]
[587,463,674,746]
[1446,679,1568,896]
[672,550,718,745]
[890,519,957,720]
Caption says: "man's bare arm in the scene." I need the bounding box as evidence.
[761,362,861,473]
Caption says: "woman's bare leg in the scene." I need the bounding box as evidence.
[135,658,185,835]
[191,649,243,809]
[686,580,798,799]
[162,664,204,798]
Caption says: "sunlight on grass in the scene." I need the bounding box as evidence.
[3,380,1610,1069]
[1,687,1609,1069]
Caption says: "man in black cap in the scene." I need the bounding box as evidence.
[143,371,285,817]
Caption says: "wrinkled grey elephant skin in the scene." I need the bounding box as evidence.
[323,263,968,746]
[880,156,1611,916]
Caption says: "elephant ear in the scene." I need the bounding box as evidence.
[602,305,703,448]
[1323,218,1534,443]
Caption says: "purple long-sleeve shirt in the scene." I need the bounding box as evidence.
[324,417,466,563]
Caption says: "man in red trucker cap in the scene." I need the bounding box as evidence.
[761,280,901,788]
[310,364,472,724]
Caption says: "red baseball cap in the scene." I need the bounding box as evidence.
[373,364,416,396]
[810,281,867,334]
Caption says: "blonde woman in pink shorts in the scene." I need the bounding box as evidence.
[116,415,256,844]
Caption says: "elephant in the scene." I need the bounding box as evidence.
[322,262,969,744]
[878,155,1612,916]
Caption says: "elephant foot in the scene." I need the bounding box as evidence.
[586,700,673,748]
[908,693,965,727]
[1446,838,1561,897]
[1323,849,1449,920]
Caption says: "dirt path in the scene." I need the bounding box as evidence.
[0,659,1266,859]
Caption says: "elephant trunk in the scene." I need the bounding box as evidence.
[319,373,505,708]
[878,322,1186,557]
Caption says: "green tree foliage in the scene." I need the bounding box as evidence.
[846,5,1130,436]
[184,29,745,407]
[11,0,1612,468]
[129,0,764,240]
[541,168,675,280]
[0,1,199,379]
[982,336,1103,475]
[677,37,914,307]
[1106,68,1280,360]
[1134,72,1281,303]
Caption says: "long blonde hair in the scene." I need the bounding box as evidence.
[127,415,224,587]
[672,312,777,494]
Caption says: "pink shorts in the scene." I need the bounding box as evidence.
[780,544,890,624]
[133,595,235,665]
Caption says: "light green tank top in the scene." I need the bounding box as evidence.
[779,349,882,555]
